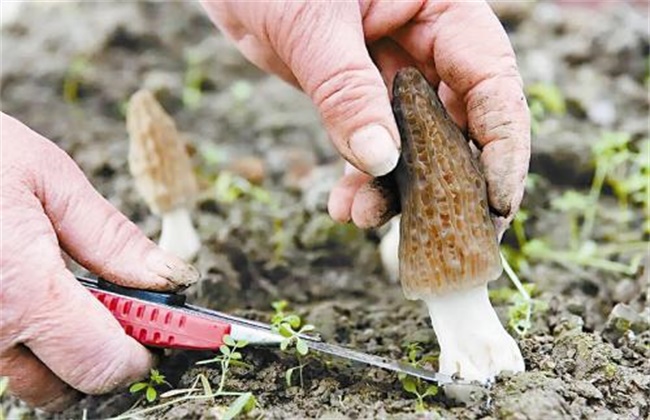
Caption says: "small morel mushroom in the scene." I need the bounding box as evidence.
[390,68,524,390]
[127,89,200,261]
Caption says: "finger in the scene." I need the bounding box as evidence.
[393,2,531,218]
[1,345,80,412]
[278,3,401,177]
[368,38,428,93]
[200,1,300,87]
[438,82,468,131]
[328,163,371,223]
[23,269,154,396]
[14,119,199,291]
[351,175,399,229]
[0,184,154,399]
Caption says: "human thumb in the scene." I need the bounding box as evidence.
[273,4,401,177]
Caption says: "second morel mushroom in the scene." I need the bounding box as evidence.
[390,68,524,389]
[127,89,200,261]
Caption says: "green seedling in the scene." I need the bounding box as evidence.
[129,369,171,403]
[398,343,439,412]
[526,82,567,133]
[506,132,648,279]
[550,190,591,250]
[497,253,550,336]
[196,335,249,393]
[182,52,206,109]
[214,171,272,205]
[583,131,641,237]
[63,56,91,103]
[270,300,316,386]
[116,337,257,420]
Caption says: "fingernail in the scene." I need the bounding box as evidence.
[146,250,200,289]
[349,125,400,177]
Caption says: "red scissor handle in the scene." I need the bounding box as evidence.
[86,285,231,351]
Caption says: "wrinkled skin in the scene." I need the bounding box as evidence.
[202,0,531,232]
[0,114,199,410]
[2,0,530,411]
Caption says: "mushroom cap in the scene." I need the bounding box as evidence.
[127,89,198,215]
[392,68,502,299]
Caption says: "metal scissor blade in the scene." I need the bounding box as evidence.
[304,339,468,385]
[187,303,468,385]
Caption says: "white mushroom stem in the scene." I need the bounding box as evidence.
[379,216,400,283]
[379,217,525,390]
[424,284,525,384]
[158,207,200,262]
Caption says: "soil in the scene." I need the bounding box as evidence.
[1,1,648,419]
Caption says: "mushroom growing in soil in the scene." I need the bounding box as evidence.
[127,89,200,261]
[387,68,525,392]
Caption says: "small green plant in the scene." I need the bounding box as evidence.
[129,369,171,403]
[496,253,549,336]
[196,335,249,393]
[491,256,549,336]
[550,190,592,250]
[270,300,316,386]
[63,56,91,103]
[117,336,256,419]
[214,171,272,205]
[505,132,648,279]
[398,343,439,411]
[526,82,567,133]
[182,52,206,109]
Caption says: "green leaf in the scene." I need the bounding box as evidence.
[272,300,288,313]
[526,83,566,115]
[401,376,418,394]
[550,190,591,212]
[300,324,315,333]
[522,239,550,258]
[223,335,236,347]
[199,374,213,397]
[237,339,249,348]
[296,339,309,356]
[223,393,255,420]
[231,352,242,360]
[280,339,290,351]
[423,385,439,397]
[150,369,165,385]
[285,315,301,329]
[243,394,257,413]
[145,386,157,402]
[593,131,632,156]
[220,345,231,356]
[129,382,147,393]
[279,323,294,338]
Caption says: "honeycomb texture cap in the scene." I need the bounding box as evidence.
[392,68,502,299]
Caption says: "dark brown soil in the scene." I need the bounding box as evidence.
[1,1,648,419]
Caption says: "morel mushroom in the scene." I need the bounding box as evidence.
[390,68,524,386]
[127,89,200,261]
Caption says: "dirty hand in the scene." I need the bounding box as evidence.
[0,113,198,411]
[202,0,530,232]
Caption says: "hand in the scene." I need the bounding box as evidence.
[201,0,530,233]
[0,113,199,411]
